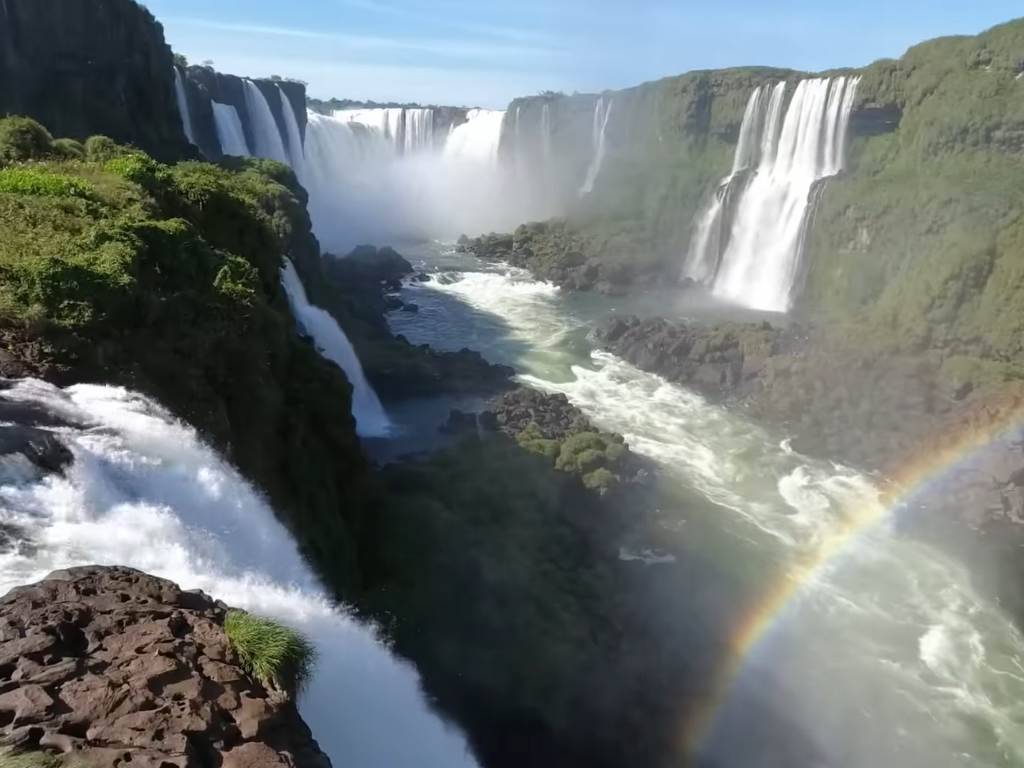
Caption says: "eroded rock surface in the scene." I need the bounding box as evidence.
[0,566,330,768]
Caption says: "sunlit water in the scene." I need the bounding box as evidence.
[388,241,1024,768]
[0,380,478,768]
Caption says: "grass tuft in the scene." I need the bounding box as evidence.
[0,749,62,768]
[224,610,316,694]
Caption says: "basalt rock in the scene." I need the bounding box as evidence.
[0,0,191,161]
[0,566,330,768]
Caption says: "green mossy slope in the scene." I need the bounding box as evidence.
[0,117,366,590]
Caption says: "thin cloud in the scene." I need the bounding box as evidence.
[167,16,561,59]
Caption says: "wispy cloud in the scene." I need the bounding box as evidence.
[167,16,561,59]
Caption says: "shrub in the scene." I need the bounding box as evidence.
[0,117,54,164]
[105,152,168,189]
[224,610,316,694]
[0,168,94,198]
[84,135,121,162]
[52,138,86,160]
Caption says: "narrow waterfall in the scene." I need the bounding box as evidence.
[579,96,613,196]
[540,103,553,164]
[212,102,250,157]
[173,67,196,146]
[242,80,290,164]
[686,76,860,312]
[0,380,476,768]
[277,85,307,174]
[280,259,390,437]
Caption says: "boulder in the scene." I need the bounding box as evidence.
[0,566,331,768]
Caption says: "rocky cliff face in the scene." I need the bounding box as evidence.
[0,566,330,768]
[182,67,308,161]
[0,0,190,160]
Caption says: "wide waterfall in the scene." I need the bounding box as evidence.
[242,80,290,164]
[685,77,860,312]
[0,379,475,767]
[172,67,196,146]
[299,107,513,248]
[579,96,613,196]
[212,102,250,157]
[280,259,390,437]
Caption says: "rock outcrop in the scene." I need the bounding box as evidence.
[0,0,190,160]
[0,566,330,768]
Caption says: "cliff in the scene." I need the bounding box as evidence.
[0,0,190,161]
[182,67,307,161]
[0,566,329,768]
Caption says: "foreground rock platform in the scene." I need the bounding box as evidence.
[0,566,330,768]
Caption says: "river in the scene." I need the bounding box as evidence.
[387,241,1024,768]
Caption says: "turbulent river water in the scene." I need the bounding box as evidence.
[388,242,1024,768]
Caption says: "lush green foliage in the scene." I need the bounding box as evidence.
[224,610,316,693]
[52,138,85,160]
[0,168,94,198]
[516,424,628,492]
[0,117,54,163]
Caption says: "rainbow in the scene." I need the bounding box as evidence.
[682,393,1024,756]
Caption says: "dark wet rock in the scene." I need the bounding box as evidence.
[399,303,419,314]
[410,272,431,283]
[0,566,330,768]
[0,426,73,474]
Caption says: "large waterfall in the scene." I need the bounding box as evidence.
[299,107,512,247]
[0,379,475,767]
[212,102,250,157]
[277,85,307,173]
[242,80,290,164]
[685,77,860,312]
[280,259,390,437]
[173,67,196,146]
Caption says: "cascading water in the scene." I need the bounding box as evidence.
[443,109,505,163]
[280,259,390,437]
[172,67,196,146]
[277,85,307,175]
[212,102,250,157]
[242,80,290,164]
[0,379,477,768]
[686,77,860,312]
[299,107,511,247]
[579,96,613,196]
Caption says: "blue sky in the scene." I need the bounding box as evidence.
[142,0,1022,107]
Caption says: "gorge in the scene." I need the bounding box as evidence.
[1,2,1023,768]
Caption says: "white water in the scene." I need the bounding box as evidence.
[689,77,860,312]
[392,253,1024,767]
[280,259,390,437]
[579,96,613,196]
[0,379,476,768]
[299,108,512,248]
[173,68,196,146]
[277,86,307,175]
[242,80,290,165]
[212,102,250,157]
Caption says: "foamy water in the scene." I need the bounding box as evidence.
[389,247,1024,767]
[0,379,478,768]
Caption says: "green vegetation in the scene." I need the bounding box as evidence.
[516,424,628,493]
[224,611,316,693]
[0,116,366,595]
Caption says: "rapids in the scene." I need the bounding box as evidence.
[0,379,476,767]
[387,242,1024,768]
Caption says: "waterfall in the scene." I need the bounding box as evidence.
[443,109,505,163]
[403,108,435,154]
[173,68,196,146]
[280,259,390,437]
[540,103,553,164]
[0,379,477,768]
[277,85,307,175]
[242,80,290,164]
[212,102,250,157]
[579,96,613,196]
[686,76,860,312]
